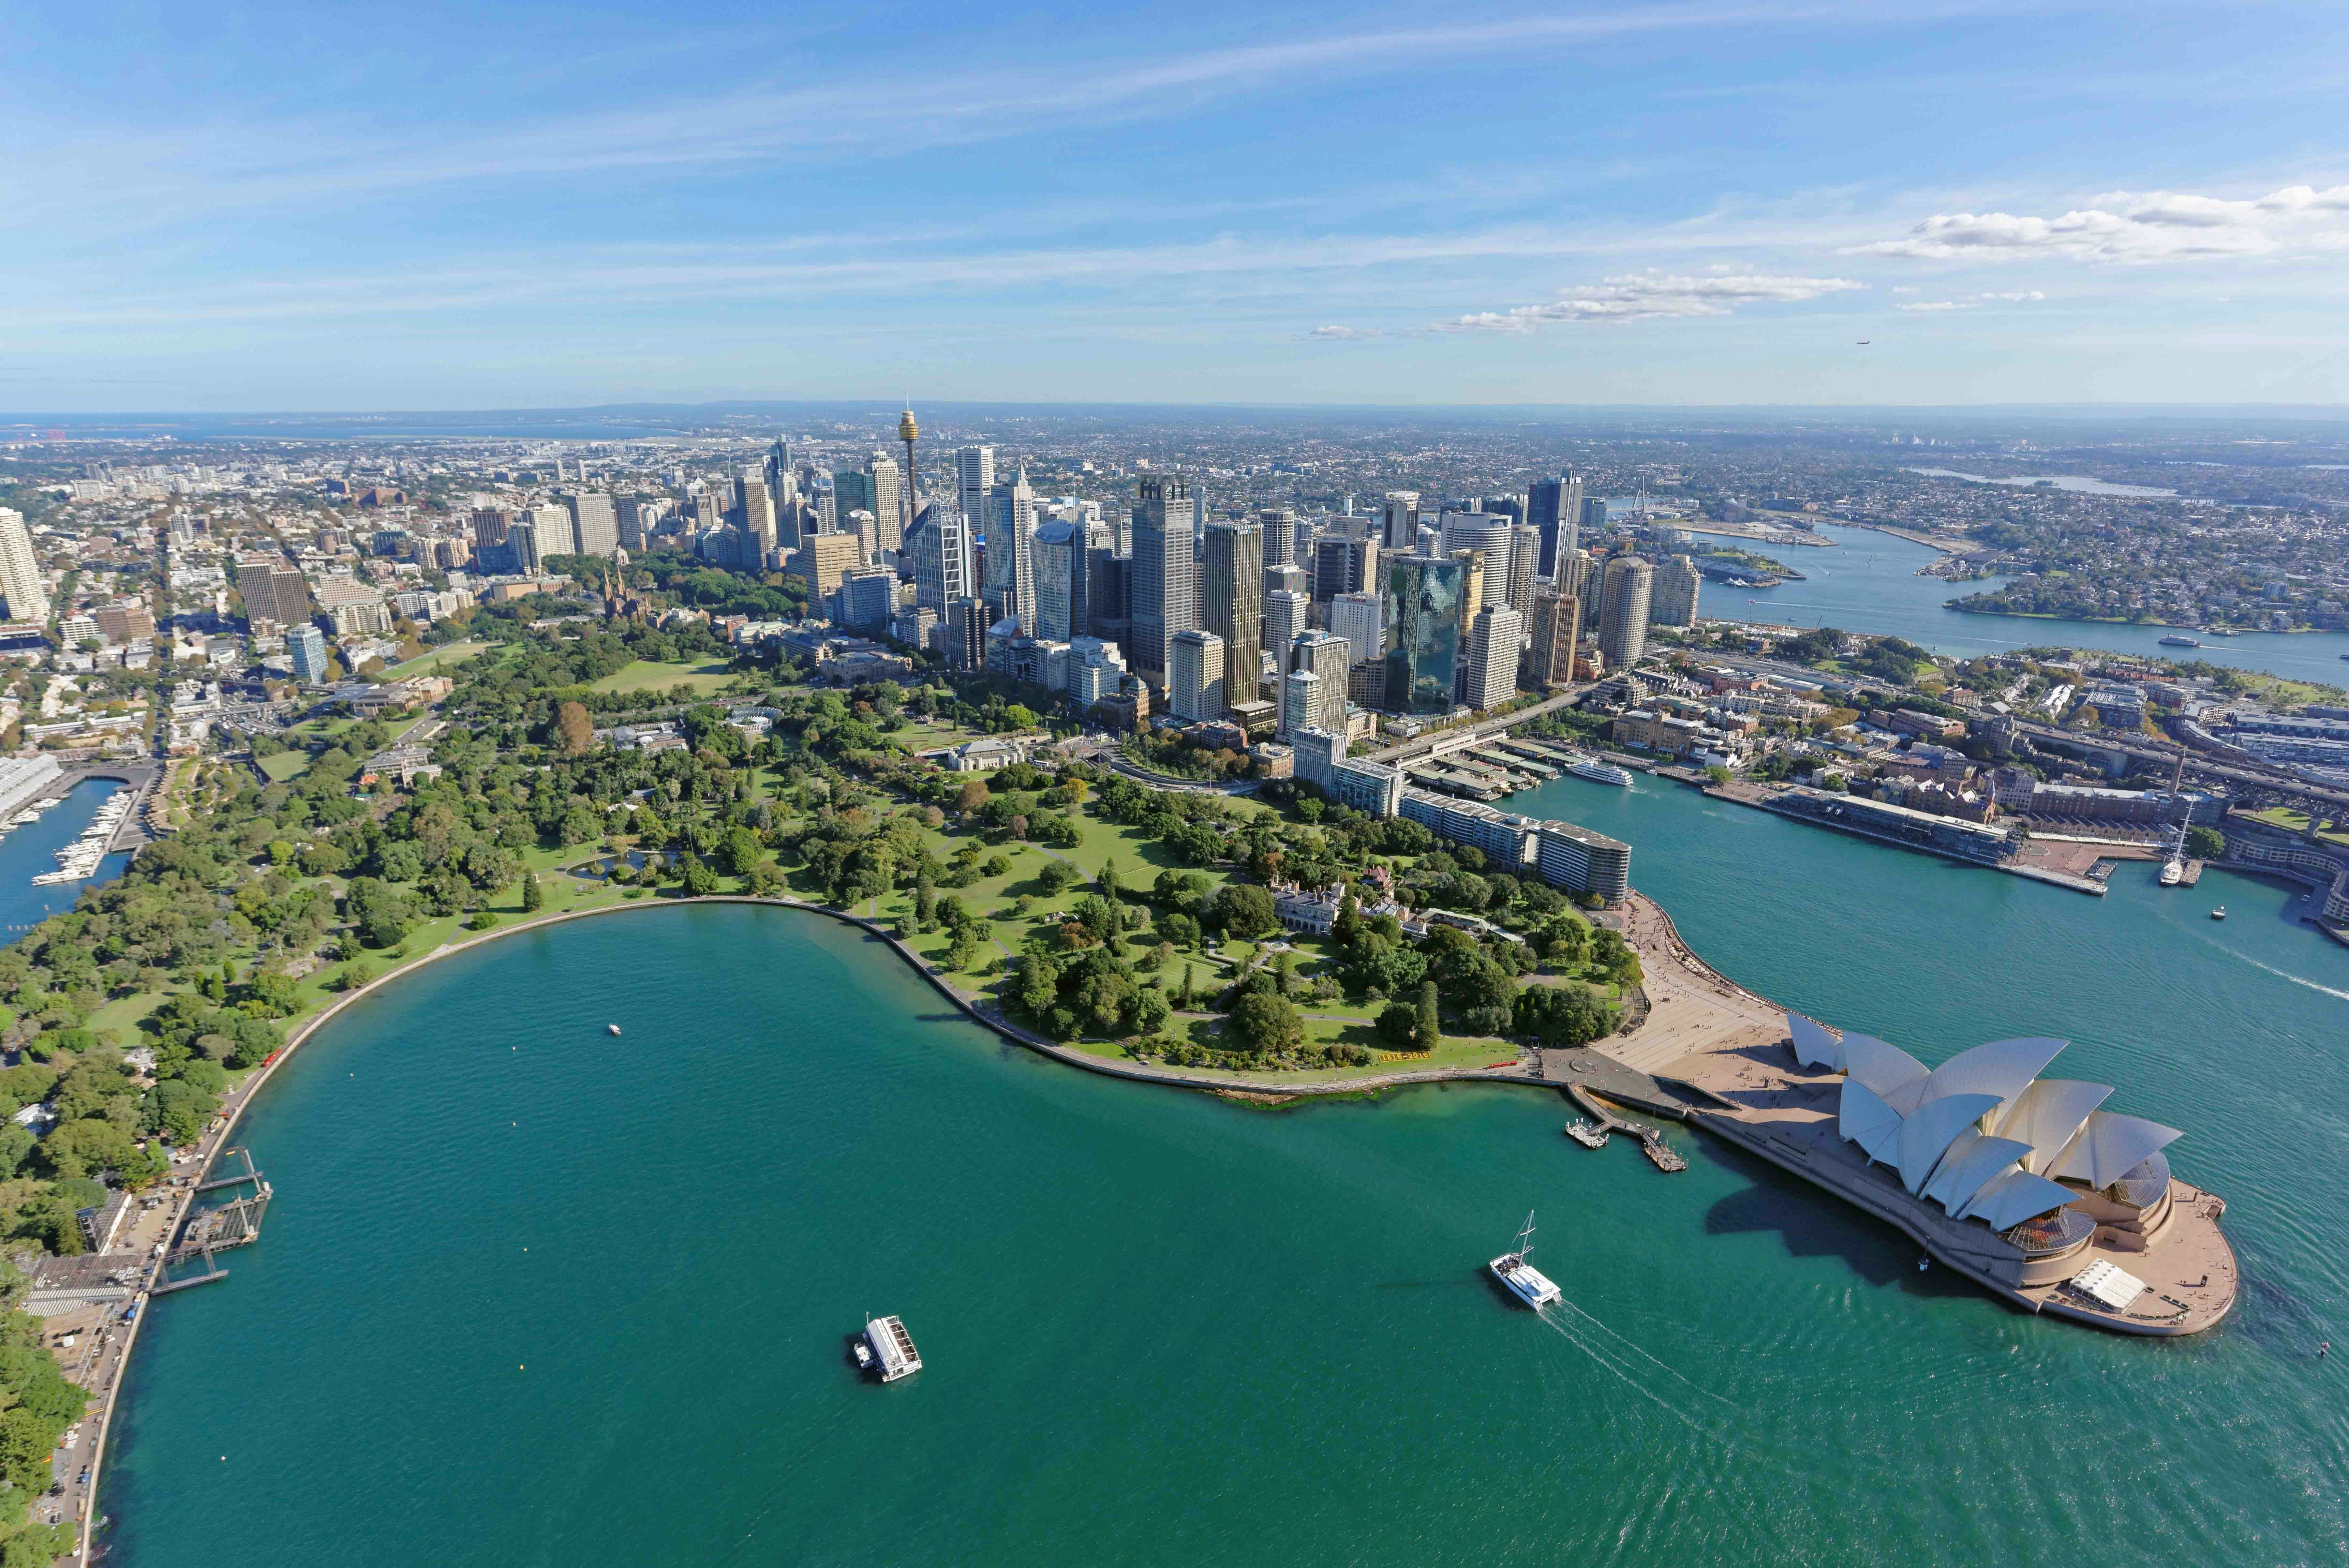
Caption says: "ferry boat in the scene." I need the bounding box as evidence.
[2159,635,2201,648]
[1487,1212,1562,1309]
[1567,758,1632,788]
[861,1315,922,1381]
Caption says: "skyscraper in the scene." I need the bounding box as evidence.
[732,480,774,565]
[508,517,543,575]
[1279,630,1347,742]
[469,508,513,549]
[1382,491,1421,551]
[1168,628,1224,722]
[1529,474,1584,578]
[765,437,798,507]
[236,559,310,628]
[1327,590,1383,672]
[907,500,973,614]
[981,468,1039,630]
[1650,555,1701,629]
[954,445,995,540]
[288,623,330,684]
[1382,554,1464,715]
[1262,589,1310,679]
[1200,521,1263,708]
[1525,584,1582,689]
[1130,474,1196,687]
[1556,547,1593,604]
[0,509,49,624]
[866,453,904,554]
[1256,507,1299,568]
[1311,533,1376,605]
[1031,519,1083,641]
[1509,526,1541,619]
[1439,512,1517,608]
[1465,605,1524,711]
[1598,557,1654,671]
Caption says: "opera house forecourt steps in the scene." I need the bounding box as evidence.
[1650,1014,2237,1336]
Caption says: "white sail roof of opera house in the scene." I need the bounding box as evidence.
[1957,1167,2085,1231]
[1993,1079,2114,1174]
[1789,1011,2177,1235]
[1914,1038,2066,1119]
[1790,1012,1845,1071]
[1841,1033,1932,1113]
[1837,1080,1904,1161]
[1897,1093,2004,1194]
[2050,1112,2183,1188]
[1921,1132,2036,1213]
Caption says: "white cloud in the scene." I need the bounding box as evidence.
[1856,184,2349,263]
[1897,289,2048,311]
[1428,271,1865,332]
[1309,325,1383,340]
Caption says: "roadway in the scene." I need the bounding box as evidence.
[1359,685,1592,766]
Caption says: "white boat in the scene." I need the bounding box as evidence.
[1567,759,1632,787]
[2158,635,2200,648]
[2210,906,2228,920]
[1487,1212,1562,1309]
[863,1315,922,1381]
[2158,859,2183,887]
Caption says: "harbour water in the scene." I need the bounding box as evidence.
[0,778,130,937]
[1714,522,2349,684]
[100,783,2349,1566]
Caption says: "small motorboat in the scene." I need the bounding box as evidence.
[607,1024,622,1036]
[847,1334,876,1373]
[2209,906,2228,921]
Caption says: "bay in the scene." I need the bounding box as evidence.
[101,771,2349,1566]
[1705,522,2349,684]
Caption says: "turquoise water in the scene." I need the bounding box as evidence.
[102,777,2349,1566]
[1709,523,2349,684]
[0,778,130,938]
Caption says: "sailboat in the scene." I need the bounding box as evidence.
[2157,754,2188,887]
[1487,1212,1563,1309]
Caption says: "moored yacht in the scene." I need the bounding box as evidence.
[1487,1212,1562,1309]
[1567,758,1632,787]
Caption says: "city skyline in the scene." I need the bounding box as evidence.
[9,2,2349,410]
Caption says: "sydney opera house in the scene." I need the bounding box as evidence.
[1671,1012,2237,1334]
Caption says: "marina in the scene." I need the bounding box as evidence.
[34,788,135,885]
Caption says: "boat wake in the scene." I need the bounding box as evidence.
[1543,1295,1745,1413]
[2224,950,2349,1005]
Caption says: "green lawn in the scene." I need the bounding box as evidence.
[383,640,490,679]
[258,751,312,782]
[589,659,736,697]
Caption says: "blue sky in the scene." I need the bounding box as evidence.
[7,0,2349,409]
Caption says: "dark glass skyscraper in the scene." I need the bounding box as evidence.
[1529,473,1584,579]
[1381,553,1464,714]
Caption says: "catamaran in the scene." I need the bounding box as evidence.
[1487,1212,1562,1309]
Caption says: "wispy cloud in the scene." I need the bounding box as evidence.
[1,1,2068,233]
[1856,183,2349,263]
[1316,271,1865,337]
[1896,289,2048,310]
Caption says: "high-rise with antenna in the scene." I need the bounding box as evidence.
[897,402,920,547]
